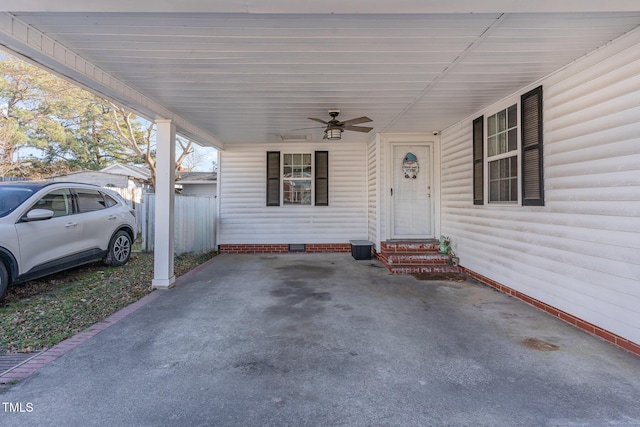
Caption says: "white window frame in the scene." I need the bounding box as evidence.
[282,152,313,206]
[484,98,522,205]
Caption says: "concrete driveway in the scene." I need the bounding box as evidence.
[1,253,639,426]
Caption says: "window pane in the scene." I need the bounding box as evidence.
[497,110,507,132]
[489,161,499,179]
[500,158,509,176]
[103,194,118,208]
[488,115,496,136]
[510,178,518,201]
[486,103,519,203]
[76,189,106,213]
[507,104,517,128]
[283,152,313,205]
[500,180,510,199]
[508,128,517,152]
[0,187,34,217]
[283,179,311,205]
[36,189,73,217]
[489,155,518,202]
[488,136,497,157]
[498,133,507,154]
[489,181,499,202]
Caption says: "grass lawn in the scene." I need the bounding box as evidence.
[0,250,216,354]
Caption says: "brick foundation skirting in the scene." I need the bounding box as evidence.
[219,243,351,254]
[463,267,640,358]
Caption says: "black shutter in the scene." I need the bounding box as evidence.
[315,151,329,206]
[521,86,544,206]
[473,116,484,205]
[266,151,280,206]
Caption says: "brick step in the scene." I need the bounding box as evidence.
[388,265,463,275]
[377,240,459,275]
[379,240,440,254]
[378,252,450,266]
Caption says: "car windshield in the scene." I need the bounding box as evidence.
[0,187,35,218]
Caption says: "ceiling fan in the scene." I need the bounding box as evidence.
[307,110,373,140]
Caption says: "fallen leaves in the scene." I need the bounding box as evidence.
[0,251,216,353]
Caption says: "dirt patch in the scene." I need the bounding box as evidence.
[412,273,467,281]
[521,337,560,351]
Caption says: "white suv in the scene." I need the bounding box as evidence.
[0,182,138,301]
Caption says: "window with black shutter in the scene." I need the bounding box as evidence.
[266,151,329,207]
[473,116,484,205]
[315,151,329,206]
[266,151,280,206]
[521,86,544,206]
[475,86,544,206]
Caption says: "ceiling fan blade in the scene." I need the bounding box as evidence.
[339,116,372,126]
[290,126,325,131]
[343,125,373,133]
[308,117,329,125]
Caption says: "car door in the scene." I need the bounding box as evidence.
[73,187,116,254]
[15,187,83,275]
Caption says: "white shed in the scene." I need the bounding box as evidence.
[175,172,217,197]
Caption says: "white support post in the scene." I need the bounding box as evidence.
[152,119,176,289]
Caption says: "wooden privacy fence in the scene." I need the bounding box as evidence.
[140,193,217,255]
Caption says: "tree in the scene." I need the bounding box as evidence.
[0,54,198,184]
[0,56,127,177]
[109,103,195,190]
[0,56,56,176]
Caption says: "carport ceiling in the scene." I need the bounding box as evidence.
[1,2,639,148]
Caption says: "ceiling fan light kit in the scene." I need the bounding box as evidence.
[325,127,343,140]
[308,110,373,141]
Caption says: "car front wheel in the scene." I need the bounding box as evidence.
[0,262,8,302]
[104,230,132,267]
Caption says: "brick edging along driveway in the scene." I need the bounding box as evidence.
[0,255,220,384]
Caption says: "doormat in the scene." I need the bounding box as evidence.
[412,273,467,281]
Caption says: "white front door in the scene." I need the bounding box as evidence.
[391,144,433,239]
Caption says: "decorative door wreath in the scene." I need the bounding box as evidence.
[402,152,419,179]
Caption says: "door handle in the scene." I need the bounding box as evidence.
[65,222,78,228]
[390,188,393,196]
[107,215,117,220]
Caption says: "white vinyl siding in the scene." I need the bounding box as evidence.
[440,30,640,344]
[219,142,368,244]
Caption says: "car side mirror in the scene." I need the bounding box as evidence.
[22,209,55,222]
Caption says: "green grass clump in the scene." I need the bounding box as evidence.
[0,251,216,353]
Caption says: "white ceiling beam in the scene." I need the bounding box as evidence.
[0,12,224,150]
[1,0,640,13]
